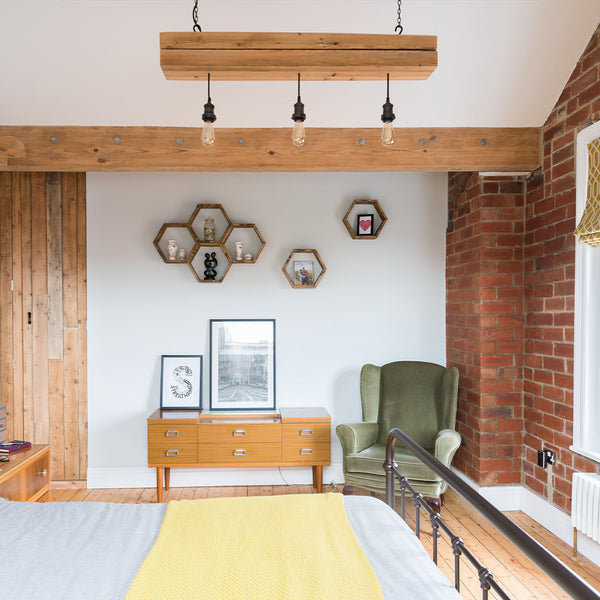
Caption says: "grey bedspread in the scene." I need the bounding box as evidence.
[0,495,460,599]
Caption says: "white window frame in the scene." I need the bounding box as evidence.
[572,119,600,463]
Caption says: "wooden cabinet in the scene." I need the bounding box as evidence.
[148,408,331,502]
[0,445,51,502]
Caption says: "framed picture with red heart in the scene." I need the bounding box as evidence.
[357,213,374,236]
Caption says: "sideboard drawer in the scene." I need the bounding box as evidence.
[198,423,281,444]
[282,423,330,444]
[282,442,330,464]
[197,443,281,463]
[148,445,198,464]
[0,447,50,502]
[148,424,197,446]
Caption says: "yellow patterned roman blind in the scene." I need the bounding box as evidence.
[574,137,600,246]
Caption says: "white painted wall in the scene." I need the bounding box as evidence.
[86,171,447,487]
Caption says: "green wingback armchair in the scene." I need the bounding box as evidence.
[336,361,461,504]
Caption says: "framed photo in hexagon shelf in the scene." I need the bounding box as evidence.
[160,355,203,410]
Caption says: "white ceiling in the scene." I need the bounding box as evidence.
[1,0,599,128]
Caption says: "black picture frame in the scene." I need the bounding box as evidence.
[357,213,374,236]
[160,355,203,410]
[209,319,276,412]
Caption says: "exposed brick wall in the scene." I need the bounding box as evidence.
[447,26,600,512]
[522,28,600,512]
[446,172,524,486]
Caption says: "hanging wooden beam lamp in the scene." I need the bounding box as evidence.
[160,0,437,81]
[160,31,437,81]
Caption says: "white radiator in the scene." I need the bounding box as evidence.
[572,472,600,543]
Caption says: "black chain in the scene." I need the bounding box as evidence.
[395,0,403,34]
[192,0,201,32]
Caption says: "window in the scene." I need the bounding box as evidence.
[573,120,600,462]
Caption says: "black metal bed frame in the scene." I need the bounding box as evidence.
[383,428,600,600]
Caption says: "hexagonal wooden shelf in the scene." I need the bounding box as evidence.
[222,224,266,264]
[153,222,199,263]
[156,203,265,283]
[188,243,232,283]
[188,203,233,244]
[282,249,326,289]
[343,199,387,239]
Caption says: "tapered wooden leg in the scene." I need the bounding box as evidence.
[312,465,323,493]
[156,467,164,503]
[342,486,356,495]
[165,467,170,490]
[424,495,442,512]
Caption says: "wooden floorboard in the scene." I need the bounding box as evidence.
[50,484,600,599]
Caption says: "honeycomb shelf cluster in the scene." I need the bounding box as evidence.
[153,203,265,283]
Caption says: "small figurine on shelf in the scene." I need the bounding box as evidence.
[204,217,216,241]
[166,240,178,260]
[203,252,218,280]
[178,248,187,260]
[235,241,244,261]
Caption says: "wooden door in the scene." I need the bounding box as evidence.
[0,172,87,481]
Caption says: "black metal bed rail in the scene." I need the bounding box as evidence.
[384,428,600,600]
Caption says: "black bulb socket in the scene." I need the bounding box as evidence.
[202,99,216,123]
[292,98,306,122]
[381,99,395,123]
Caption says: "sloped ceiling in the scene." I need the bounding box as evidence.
[0,0,599,128]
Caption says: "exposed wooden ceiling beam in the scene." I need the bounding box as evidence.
[0,136,26,167]
[160,32,438,81]
[0,126,541,173]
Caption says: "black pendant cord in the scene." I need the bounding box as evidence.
[202,73,216,123]
[395,0,403,34]
[192,0,202,32]
[381,73,395,123]
[292,73,306,122]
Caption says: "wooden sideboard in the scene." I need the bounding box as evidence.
[148,407,331,502]
[0,444,51,502]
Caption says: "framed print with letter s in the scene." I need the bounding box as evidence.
[160,355,203,409]
[209,319,276,411]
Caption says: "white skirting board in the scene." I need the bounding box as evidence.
[452,469,600,567]
[87,463,345,491]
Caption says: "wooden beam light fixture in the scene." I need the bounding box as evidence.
[160,1,437,81]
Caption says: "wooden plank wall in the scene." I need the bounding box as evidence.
[0,172,87,481]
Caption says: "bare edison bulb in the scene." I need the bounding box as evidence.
[381,121,395,147]
[292,120,306,147]
[202,122,215,148]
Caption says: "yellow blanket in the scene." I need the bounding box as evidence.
[126,493,383,600]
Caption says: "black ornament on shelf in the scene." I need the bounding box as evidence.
[203,252,218,280]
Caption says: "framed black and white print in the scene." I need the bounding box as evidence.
[209,319,276,412]
[160,355,202,409]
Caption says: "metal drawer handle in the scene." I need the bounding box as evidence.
[166,450,179,457]
[233,430,246,437]
[300,448,313,455]
[165,430,179,437]
[39,469,48,477]
[300,429,313,436]
[233,449,247,456]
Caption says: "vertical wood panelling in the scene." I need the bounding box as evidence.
[49,358,65,479]
[0,171,87,481]
[76,173,88,478]
[31,174,49,444]
[21,174,34,443]
[46,172,63,359]
[0,173,13,436]
[11,173,24,440]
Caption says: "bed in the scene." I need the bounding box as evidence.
[1,429,599,600]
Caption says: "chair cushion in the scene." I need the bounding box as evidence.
[345,444,441,483]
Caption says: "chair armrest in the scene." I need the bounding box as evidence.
[336,422,379,454]
[434,429,461,467]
